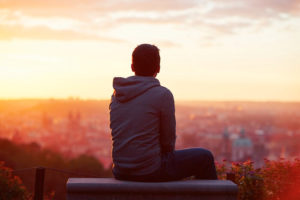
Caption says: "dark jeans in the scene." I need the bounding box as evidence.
[114,148,218,182]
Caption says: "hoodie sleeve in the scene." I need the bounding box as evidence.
[160,90,176,153]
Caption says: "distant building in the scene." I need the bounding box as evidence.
[253,130,268,168]
[232,128,253,162]
[221,127,231,161]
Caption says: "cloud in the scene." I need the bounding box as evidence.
[155,40,181,48]
[1,0,299,22]
[0,0,197,42]
[0,24,124,42]
[112,15,186,26]
[110,0,198,12]
[207,0,300,19]
[0,0,299,43]
[0,0,198,18]
[193,0,300,37]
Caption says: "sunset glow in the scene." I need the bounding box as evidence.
[0,0,300,101]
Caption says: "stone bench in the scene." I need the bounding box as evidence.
[67,178,238,200]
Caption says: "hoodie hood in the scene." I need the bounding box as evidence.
[112,76,160,103]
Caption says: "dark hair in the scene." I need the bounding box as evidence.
[132,44,160,76]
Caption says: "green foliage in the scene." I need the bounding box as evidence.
[0,138,112,200]
[216,159,300,200]
[0,162,30,200]
[231,161,264,200]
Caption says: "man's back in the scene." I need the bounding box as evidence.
[110,76,176,176]
[109,43,217,182]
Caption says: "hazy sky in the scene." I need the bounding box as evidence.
[0,0,299,101]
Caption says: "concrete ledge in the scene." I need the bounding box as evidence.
[67,178,238,200]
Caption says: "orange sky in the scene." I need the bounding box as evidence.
[0,0,300,101]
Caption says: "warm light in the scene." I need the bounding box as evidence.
[0,0,299,101]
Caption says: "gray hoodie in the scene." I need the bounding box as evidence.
[110,76,176,176]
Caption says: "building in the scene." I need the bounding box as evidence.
[232,128,253,162]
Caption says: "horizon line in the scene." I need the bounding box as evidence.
[0,97,300,103]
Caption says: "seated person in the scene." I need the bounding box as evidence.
[109,44,217,182]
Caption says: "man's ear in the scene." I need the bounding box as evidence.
[131,64,135,72]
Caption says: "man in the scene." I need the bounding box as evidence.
[109,44,217,181]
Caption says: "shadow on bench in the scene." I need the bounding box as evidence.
[67,178,238,200]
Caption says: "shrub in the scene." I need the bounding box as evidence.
[262,158,300,200]
[216,159,300,200]
[0,162,30,200]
